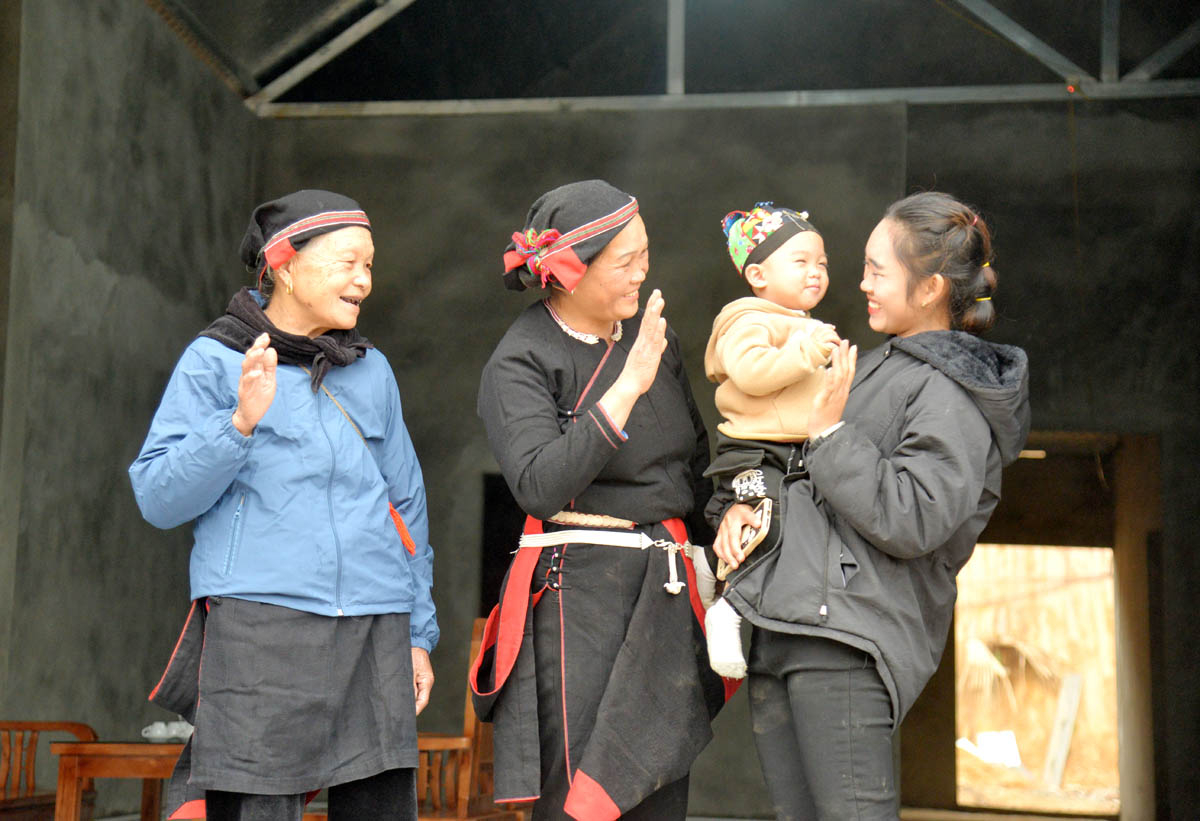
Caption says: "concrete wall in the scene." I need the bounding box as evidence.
[0,0,258,813]
[0,0,20,423]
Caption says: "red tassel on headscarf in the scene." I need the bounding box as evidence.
[503,228,588,291]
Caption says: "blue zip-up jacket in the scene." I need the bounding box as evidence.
[129,336,439,652]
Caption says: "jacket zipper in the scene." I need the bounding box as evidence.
[800,444,832,622]
[791,444,829,622]
[316,396,345,615]
[224,492,246,574]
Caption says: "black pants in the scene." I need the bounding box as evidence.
[747,630,898,821]
[206,767,417,821]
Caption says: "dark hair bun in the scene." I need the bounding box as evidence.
[884,192,998,336]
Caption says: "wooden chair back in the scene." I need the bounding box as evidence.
[414,618,523,820]
[0,721,98,820]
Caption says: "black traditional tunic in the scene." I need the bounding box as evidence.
[471,301,727,821]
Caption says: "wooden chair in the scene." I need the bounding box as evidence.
[0,721,98,821]
[412,618,524,821]
[303,618,524,821]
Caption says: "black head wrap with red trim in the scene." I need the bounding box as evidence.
[502,180,639,292]
[239,190,372,286]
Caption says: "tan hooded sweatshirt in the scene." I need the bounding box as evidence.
[704,296,838,441]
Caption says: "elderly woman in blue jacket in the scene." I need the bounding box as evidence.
[130,190,437,821]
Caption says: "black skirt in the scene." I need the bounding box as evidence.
[187,597,417,795]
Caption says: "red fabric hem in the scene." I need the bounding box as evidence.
[563,769,621,821]
[167,798,206,819]
[148,600,198,701]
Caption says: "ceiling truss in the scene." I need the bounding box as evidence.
[145,0,1200,118]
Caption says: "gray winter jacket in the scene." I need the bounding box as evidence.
[723,330,1030,724]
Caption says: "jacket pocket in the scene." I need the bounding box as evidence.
[839,543,860,588]
[223,492,247,575]
[731,478,840,625]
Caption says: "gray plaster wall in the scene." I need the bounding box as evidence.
[1,0,20,421]
[258,105,907,818]
[0,0,258,813]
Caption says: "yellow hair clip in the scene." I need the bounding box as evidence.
[975,296,992,302]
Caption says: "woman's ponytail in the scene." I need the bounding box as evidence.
[884,192,999,336]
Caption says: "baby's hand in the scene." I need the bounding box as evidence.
[814,323,841,358]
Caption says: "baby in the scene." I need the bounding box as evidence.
[694,203,840,678]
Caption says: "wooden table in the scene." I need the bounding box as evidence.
[51,742,184,821]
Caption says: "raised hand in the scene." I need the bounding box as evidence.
[808,339,857,437]
[620,288,668,396]
[231,333,278,436]
[598,289,668,429]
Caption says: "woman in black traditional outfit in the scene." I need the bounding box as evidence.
[470,180,728,821]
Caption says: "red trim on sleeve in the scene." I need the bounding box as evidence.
[563,769,622,821]
[588,410,619,448]
[593,401,628,441]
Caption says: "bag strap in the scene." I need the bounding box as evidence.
[302,367,417,555]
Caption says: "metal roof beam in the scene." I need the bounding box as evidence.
[1125,17,1200,82]
[245,0,419,110]
[667,0,685,95]
[951,0,1095,82]
[254,79,1200,118]
[250,0,367,81]
[1101,0,1120,83]
[145,0,260,94]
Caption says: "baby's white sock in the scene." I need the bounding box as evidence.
[705,598,747,679]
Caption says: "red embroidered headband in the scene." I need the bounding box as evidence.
[261,210,371,271]
[239,190,372,288]
[501,180,639,292]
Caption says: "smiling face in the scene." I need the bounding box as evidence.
[860,218,948,337]
[268,226,374,337]
[550,215,649,337]
[745,230,828,312]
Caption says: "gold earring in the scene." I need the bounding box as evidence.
[286,280,293,295]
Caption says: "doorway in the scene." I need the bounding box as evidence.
[899,433,1160,820]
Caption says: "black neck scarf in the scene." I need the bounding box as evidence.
[199,287,372,392]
